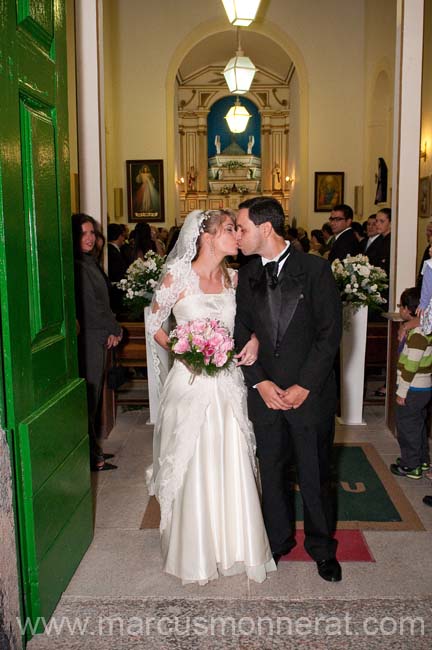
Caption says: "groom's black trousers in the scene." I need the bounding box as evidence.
[253,400,337,562]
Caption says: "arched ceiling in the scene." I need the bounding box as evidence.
[178,29,294,86]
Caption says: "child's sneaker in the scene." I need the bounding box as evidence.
[396,457,430,473]
[390,463,423,480]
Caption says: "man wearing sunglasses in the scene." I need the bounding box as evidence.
[328,204,361,263]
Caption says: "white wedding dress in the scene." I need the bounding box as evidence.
[147,269,275,584]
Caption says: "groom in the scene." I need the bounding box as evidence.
[234,197,343,582]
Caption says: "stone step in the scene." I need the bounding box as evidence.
[26,596,432,649]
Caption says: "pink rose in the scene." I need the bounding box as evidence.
[220,338,234,353]
[173,338,190,354]
[208,333,224,349]
[191,319,206,334]
[191,335,206,351]
[214,351,228,367]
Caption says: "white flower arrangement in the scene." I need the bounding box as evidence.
[222,160,245,170]
[220,185,231,195]
[116,250,165,319]
[237,185,249,195]
[331,254,388,314]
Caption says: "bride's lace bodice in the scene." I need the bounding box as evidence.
[173,275,236,335]
[147,267,237,336]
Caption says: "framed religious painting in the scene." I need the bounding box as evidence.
[419,176,430,218]
[126,159,165,222]
[314,172,344,212]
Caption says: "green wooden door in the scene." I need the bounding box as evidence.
[0,0,92,634]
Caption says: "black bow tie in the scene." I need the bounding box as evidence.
[264,247,290,289]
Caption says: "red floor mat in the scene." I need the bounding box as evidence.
[281,530,374,562]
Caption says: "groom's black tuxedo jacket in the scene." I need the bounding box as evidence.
[234,248,342,424]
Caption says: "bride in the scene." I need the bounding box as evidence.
[146,209,276,584]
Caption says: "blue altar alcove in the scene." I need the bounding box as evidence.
[207,96,261,157]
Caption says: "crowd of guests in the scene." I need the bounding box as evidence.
[296,204,432,507]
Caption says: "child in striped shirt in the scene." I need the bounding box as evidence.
[390,287,432,480]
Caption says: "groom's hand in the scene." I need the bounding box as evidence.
[256,381,290,410]
[282,384,310,409]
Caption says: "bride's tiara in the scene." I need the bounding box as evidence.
[198,210,213,233]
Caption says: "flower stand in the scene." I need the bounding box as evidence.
[339,304,368,425]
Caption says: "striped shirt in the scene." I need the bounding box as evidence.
[397,326,432,398]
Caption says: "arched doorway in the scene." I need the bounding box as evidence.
[165,21,309,223]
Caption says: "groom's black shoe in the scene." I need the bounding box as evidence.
[316,558,342,582]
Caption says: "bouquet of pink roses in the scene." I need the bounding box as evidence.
[168,318,235,377]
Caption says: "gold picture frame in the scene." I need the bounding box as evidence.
[126,159,165,222]
[314,172,344,212]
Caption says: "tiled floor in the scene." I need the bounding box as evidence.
[58,404,432,602]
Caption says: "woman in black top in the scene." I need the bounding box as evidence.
[72,213,122,471]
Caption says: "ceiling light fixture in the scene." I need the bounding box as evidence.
[224,97,251,133]
[223,27,257,94]
[221,0,261,27]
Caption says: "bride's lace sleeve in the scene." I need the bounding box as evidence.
[146,272,178,337]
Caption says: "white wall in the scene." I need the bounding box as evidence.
[418,0,432,268]
[103,0,392,231]
[104,0,119,221]
[363,0,396,219]
[281,1,365,228]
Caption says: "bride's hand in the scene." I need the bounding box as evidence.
[235,334,259,366]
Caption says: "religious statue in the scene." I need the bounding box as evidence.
[272,163,282,191]
[247,135,255,155]
[188,166,197,192]
[374,157,388,204]
[215,135,221,155]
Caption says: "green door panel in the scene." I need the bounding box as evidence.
[20,380,87,495]
[17,380,90,604]
[20,98,64,342]
[17,1,54,50]
[0,0,93,637]
[37,496,93,629]
[33,437,90,562]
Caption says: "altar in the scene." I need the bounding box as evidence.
[177,90,292,219]
[208,154,261,195]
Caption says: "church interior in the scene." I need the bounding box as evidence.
[1,0,432,648]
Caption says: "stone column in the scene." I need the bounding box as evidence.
[391,0,424,308]
[197,111,209,193]
[75,0,107,229]
[261,112,272,194]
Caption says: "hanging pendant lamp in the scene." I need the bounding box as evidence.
[222,0,261,27]
[224,97,251,133]
[223,28,257,94]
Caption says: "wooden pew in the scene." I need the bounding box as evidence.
[114,322,148,406]
[364,321,388,404]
